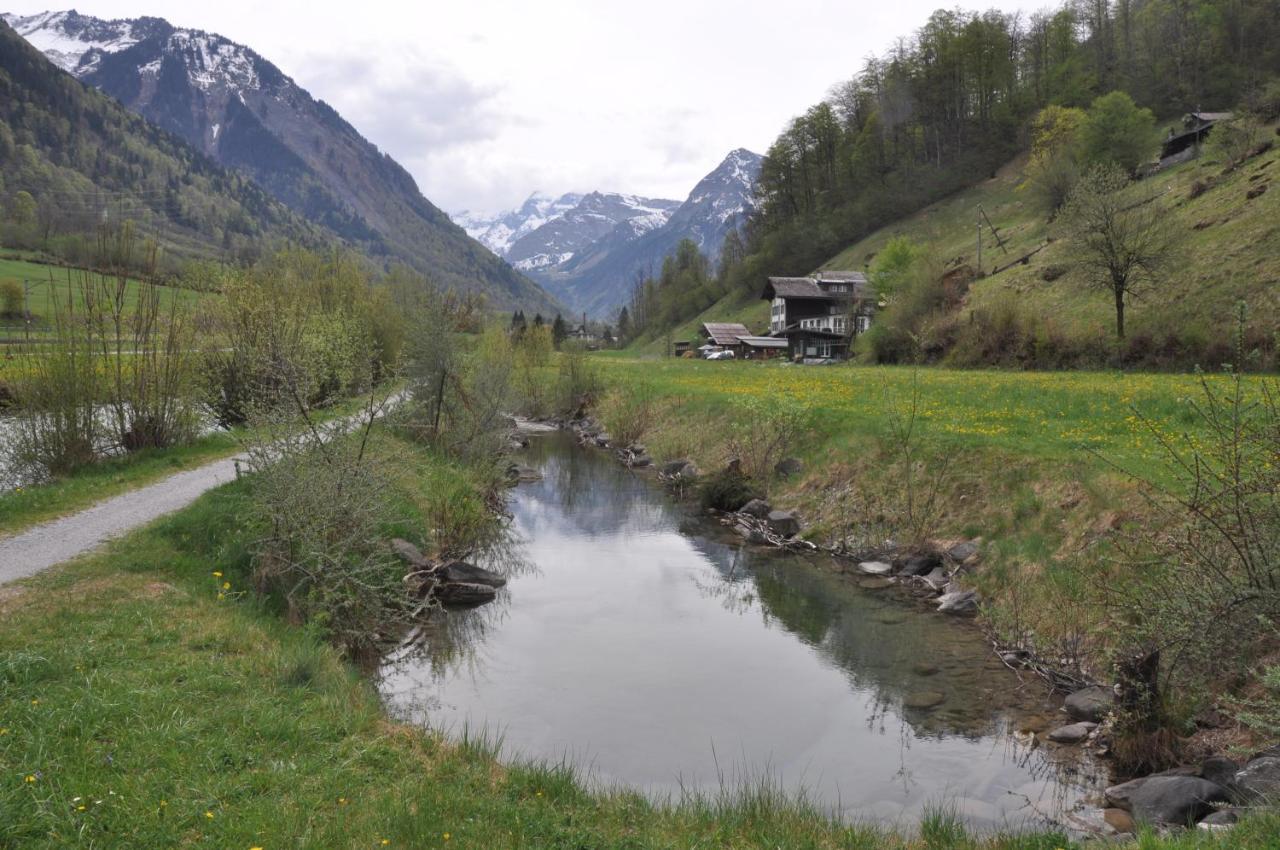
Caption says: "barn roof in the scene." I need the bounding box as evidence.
[702,322,751,346]
[737,336,789,348]
[762,272,872,301]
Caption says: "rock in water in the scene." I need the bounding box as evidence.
[858,561,893,575]
[740,499,772,519]
[936,590,978,616]
[898,551,942,576]
[507,464,543,483]
[438,561,507,588]
[1047,722,1097,744]
[767,510,801,538]
[904,691,946,710]
[435,582,498,608]
[1065,686,1115,722]
[1104,776,1231,825]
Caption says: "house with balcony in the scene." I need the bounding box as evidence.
[761,271,875,361]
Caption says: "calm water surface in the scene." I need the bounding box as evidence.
[379,433,1103,830]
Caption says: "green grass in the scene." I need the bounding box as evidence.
[0,256,211,342]
[5,424,1278,848]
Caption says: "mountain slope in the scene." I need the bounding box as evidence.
[4,9,556,311]
[536,149,762,318]
[0,16,328,270]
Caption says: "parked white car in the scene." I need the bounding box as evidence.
[705,349,736,361]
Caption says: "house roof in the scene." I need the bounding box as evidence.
[762,272,871,301]
[1190,111,1233,123]
[702,322,751,346]
[737,336,789,348]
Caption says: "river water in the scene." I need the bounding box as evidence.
[379,432,1105,832]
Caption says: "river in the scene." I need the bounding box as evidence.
[379,431,1105,832]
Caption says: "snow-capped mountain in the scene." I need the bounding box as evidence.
[2,9,557,312]
[533,149,764,318]
[504,192,681,273]
[455,192,584,257]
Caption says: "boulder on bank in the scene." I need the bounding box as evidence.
[662,460,698,480]
[1104,775,1231,825]
[1065,685,1115,722]
[391,538,430,569]
[897,551,942,577]
[936,589,978,616]
[438,561,507,588]
[435,581,499,608]
[947,540,980,563]
[1047,722,1097,744]
[767,510,802,538]
[1199,757,1240,790]
[1235,756,1280,803]
[741,499,772,519]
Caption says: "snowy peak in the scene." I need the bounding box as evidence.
[504,191,680,272]
[455,191,583,257]
[1,10,155,72]
[682,148,764,228]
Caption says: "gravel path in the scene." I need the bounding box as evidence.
[0,455,245,585]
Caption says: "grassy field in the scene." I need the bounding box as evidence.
[5,423,1280,849]
[0,256,210,342]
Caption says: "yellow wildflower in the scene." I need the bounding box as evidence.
[25,775,36,783]
[222,582,231,590]
[443,834,450,841]
[205,811,214,819]
[212,571,223,578]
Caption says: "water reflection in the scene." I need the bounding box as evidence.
[379,433,1104,830]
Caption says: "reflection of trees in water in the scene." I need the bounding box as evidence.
[515,434,672,540]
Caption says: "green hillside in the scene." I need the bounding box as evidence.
[633,134,1279,367]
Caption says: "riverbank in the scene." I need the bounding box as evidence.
[4,419,1280,846]
[587,358,1278,757]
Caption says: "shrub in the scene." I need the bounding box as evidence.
[0,278,22,318]
[1093,360,1280,767]
[698,466,762,512]
[556,343,603,414]
[599,384,657,448]
[726,394,813,491]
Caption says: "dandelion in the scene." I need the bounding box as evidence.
[338,797,348,805]
[380,841,390,846]
[222,582,231,590]
[0,728,8,735]
[212,571,223,578]
[205,811,214,819]
[77,805,86,812]
[25,775,36,783]
[443,833,450,841]
[160,800,167,807]
[30,699,39,705]
[217,593,225,601]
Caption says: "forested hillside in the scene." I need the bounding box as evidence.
[626,0,1280,347]
[0,18,326,273]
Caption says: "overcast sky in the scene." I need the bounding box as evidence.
[8,0,1032,215]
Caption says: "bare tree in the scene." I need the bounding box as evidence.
[1062,165,1178,341]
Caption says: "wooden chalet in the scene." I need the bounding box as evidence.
[697,322,787,360]
[761,271,874,361]
[1160,111,1234,166]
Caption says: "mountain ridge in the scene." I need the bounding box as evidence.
[3,9,558,311]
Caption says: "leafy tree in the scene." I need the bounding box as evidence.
[1062,165,1178,341]
[0,279,23,318]
[1081,91,1156,174]
[1023,105,1088,214]
[6,190,36,228]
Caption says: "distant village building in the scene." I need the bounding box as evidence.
[761,271,875,361]
[1159,111,1234,167]
[697,322,787,360]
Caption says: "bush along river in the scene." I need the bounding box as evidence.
[379,430,1109,834]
